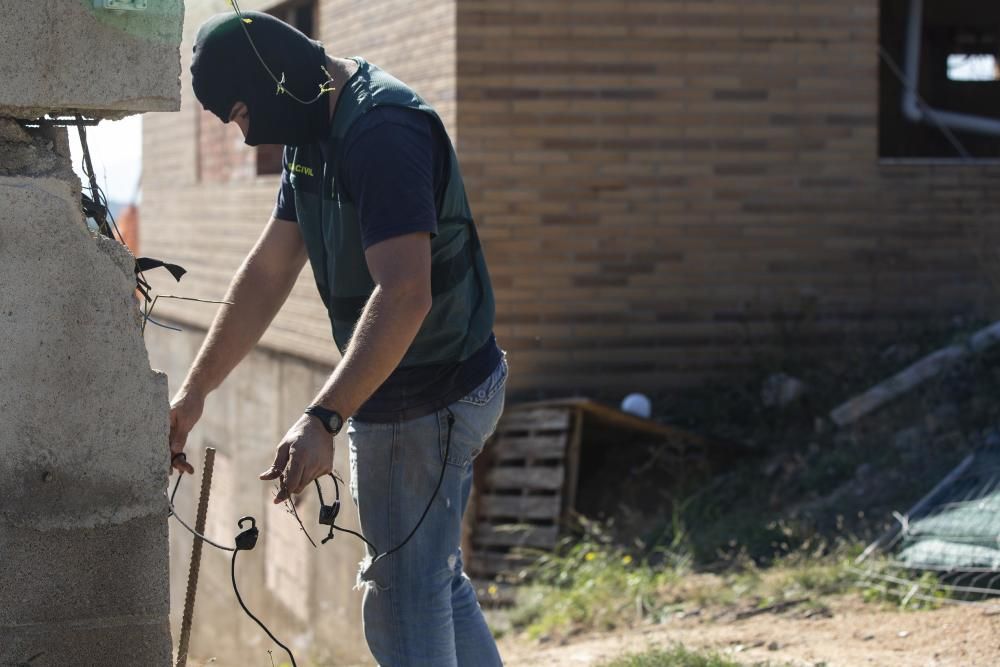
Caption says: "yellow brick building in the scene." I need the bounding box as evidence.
[146,0,999,395]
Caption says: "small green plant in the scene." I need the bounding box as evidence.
[596,644,744,667]
[765,541,861,599]
[507,516,871,640]
[510,518,688,639]
[858,567,951,610]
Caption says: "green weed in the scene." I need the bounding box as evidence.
[858,567,951,610]
[509,518,688,639]
[596,644,758,667]
[508,517,870,639]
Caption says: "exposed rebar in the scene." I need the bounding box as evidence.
[175,447,217,667]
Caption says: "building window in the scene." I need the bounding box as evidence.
[947,54,999,82]
[256,0,318,176]
[879,0,1000,159]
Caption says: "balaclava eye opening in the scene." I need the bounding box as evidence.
[191,11,331,147]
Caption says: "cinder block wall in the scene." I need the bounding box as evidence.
[457,0,998,392]
[0,2,184,663]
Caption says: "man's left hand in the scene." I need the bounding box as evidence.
[260,414,334,503]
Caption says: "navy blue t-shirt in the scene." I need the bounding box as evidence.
[274,106,501,422]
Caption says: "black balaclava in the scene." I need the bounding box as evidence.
[191,11,331,147]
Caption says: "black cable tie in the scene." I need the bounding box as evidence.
[318,502,341,525]
[169,472,294,665]
[316,473,342,527]
[135,257,187,282]
[234,516,259,551]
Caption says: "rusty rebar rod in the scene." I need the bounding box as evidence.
[175,446,217,667]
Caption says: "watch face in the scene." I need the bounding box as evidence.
[307,406,343,434]
[328,412,343,434]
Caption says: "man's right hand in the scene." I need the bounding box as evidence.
[169,388,204,475]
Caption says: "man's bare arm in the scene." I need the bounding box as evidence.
[180,217,307,396]
[169,217,307,472]
[313,231,432,418]
[266,231,432,498]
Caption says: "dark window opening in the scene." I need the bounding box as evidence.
[879,0,1000,159]
[256,0,318,176]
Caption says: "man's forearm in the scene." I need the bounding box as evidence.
[312,284,430,418]
[181,271,283,396]
[181,223,305,398]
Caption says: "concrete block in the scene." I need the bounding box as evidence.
[0,0,185,118]
[0,516,171,666]
[0,155,171,662]
[0,174,168,531]
[0,119,75,179]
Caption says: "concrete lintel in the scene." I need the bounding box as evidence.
[0,0,185,118]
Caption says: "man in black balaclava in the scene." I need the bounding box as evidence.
[171,9,506,666]
[190,11,331,147]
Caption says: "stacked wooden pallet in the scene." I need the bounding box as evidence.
[466,399,711,605]
[469,405,578,587]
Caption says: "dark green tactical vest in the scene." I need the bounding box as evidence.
[287,58,495,367]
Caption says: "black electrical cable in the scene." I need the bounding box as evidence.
[167,459,235,552]
[232,546,297,667]
[314,409,455,567]
[168,455,296,665]
[372,408,455,563]
[167,408,455,662]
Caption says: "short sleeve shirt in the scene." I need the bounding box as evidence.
[273,106,501,422]
[274,105,445,246]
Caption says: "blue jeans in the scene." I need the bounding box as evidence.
[348,357,507,666]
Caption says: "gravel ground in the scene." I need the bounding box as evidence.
[499,595,1000,666]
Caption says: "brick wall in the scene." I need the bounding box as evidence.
[144,0,999,396]
[456,0,999,392]
[196,107,257,184]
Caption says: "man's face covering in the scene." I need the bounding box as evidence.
[191,11,331,147]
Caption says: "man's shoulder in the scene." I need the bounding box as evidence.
[337,107,441,175]
[346,105,432,145]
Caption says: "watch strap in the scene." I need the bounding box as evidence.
[305,404,343,435]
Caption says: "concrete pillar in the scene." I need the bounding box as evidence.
[0,2,184,665]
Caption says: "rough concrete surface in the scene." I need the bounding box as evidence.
[0,0,185,118]
[0,119,77,179]
[0,140,172,664]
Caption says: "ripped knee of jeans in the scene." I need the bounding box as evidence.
[355,553,390,593]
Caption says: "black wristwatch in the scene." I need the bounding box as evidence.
[305,404,344,435]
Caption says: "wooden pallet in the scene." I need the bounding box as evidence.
[468,405,583,590]
[466,399,713,597]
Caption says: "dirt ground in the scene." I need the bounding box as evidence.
[498,596,1000,667]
